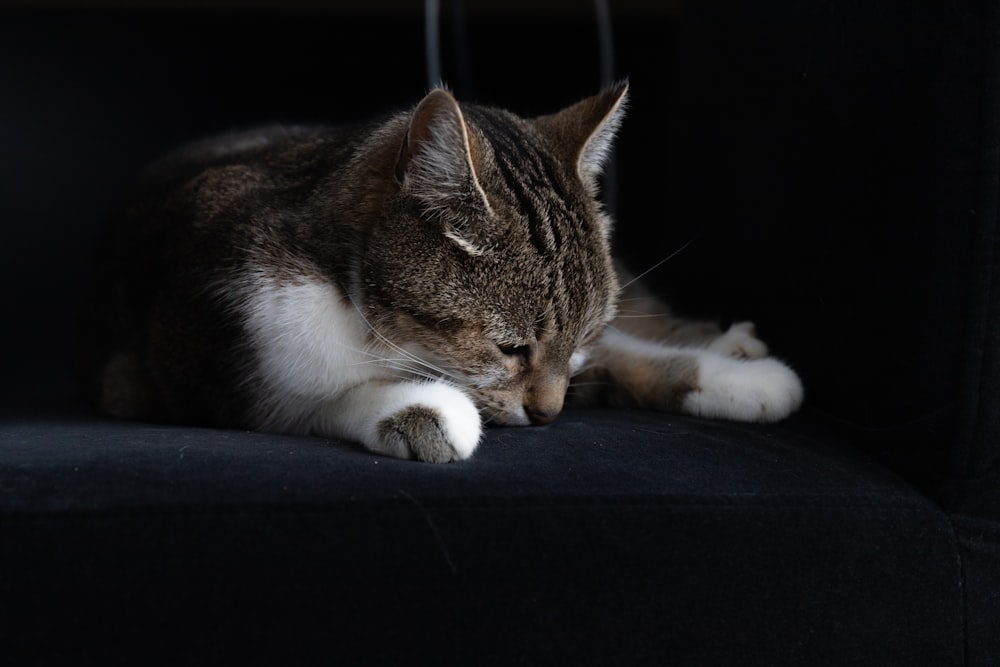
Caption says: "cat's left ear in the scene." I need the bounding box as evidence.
[536,81,629,192]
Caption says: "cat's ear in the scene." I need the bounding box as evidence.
[536,81,629,191]
[395,87,492,218]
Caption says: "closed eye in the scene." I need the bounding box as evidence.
[497,343,531,360]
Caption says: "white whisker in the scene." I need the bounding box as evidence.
[619,238,696,291]
[346,298,465,385]
[566,380,608,388]
[613,312,673,319]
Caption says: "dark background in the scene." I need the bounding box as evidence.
[4,4,998,663]
[0,1,980,466]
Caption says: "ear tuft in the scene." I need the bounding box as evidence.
[395,88,461,183]
[395,88,491,219]
[579,81,628,180]
[535,81,629,188]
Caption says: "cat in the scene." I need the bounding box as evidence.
[75,82,803,463]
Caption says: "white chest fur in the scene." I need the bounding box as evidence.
[239,273,390,430]
[235,271,482,461]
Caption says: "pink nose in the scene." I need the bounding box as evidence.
[525,407,559,426]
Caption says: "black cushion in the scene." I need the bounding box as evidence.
[0,410,963,665]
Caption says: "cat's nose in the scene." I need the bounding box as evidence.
[525,407,559,426]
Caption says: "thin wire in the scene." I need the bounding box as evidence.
[425,0,442,88]
[593,0,618,217]
[451,0,473,96]
[594,0,615,87]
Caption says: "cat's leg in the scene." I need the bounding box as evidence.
[614,269,768,356]
[679,343,803,421]
[311,380,482,463]
[706,321,770,359]
[578,328,803,423]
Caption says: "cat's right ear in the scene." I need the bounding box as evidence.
[394,88,492,218]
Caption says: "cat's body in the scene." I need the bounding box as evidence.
[76,84,803,462]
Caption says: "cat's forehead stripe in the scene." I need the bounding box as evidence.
[468,108,586,262]
[470,107,614,340]
[489,148,551,257]
[469,109,573,207]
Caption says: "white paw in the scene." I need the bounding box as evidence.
[373,382,482,462]
[708,321,769,359]
[683,354,804,423]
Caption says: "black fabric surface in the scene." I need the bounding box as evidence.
[0,410,934,512]
[0,410,963,665]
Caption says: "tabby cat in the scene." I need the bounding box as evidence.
[76,83,803,463]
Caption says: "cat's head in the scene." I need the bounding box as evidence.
[362,84,628,426]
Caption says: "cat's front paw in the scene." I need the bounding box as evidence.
[378,404,479,463]
[708,321,769,359]
[684,355,804,423]
[371,383,481,463]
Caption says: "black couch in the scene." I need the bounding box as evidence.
[3,2,998,665]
